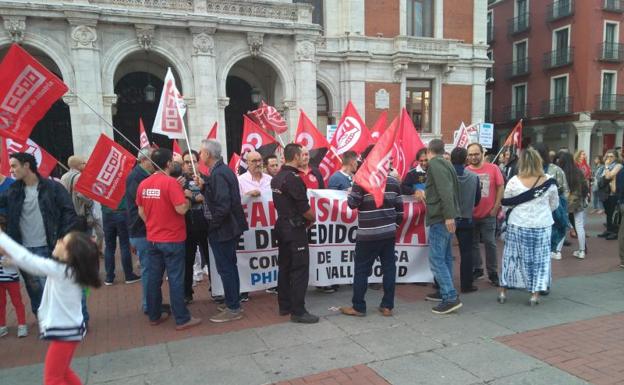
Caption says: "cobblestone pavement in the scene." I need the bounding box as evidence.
[1,212,622,385]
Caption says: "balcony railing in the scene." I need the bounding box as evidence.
[543,47,574,69]
[504,104,531,121]
[486,67,494,81]
[507,13,530,35]
[603,0,624,12]
[505,59,531,78]
[547,0,574,21]
[541,97,574,116]
[91,0,193,10]
[599,42,624,62]
[595,94,624,112]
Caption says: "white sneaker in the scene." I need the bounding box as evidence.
[551,252,562,260]
[17,324,28,338]
[0,326,7,337]
[573,250,585,259]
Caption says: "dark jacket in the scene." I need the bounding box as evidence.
[184,173,209,232]
[204,159,249,242]
[401,166,427,195]
[0,177,77,250]
[425,156,460,226]
[125,165,150,238]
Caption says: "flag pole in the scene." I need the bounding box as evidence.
[493,119,522,164]
[181,127,198,177]
[72,92,165,173]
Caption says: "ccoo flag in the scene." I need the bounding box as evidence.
[152,68,186,139]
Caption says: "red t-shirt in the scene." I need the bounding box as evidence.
[299,168,321,189]
[136,173,187,243]
[467,163,504,219]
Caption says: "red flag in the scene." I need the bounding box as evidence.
[504,119,523,149]
[0,137,58,178]
[75,134,135,209]
[152,68,186,139]
[369,111,388,143]
[392,108,426,178]
[241,115,280,157]
[353,116,399,207]
[228,153,241,174]
[295,110,340,183]
[139,118,150,149]
[172,140,182,159]
[207,122,217,139]
[248,101,288,134]
[331,101,372,155]
[0,44,68,141]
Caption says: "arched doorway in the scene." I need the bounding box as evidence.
[0,45,73,177]
[225,57,282,159]
[112,52,183,153]
[316,85,333,135]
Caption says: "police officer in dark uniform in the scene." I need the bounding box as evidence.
[271,143,319,324]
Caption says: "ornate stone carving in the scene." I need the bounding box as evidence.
[392,62,408,82]
[90,0,193,11]
[71,25,97,49]
[296,40,315,62]
[62,93,78,106]
[206,1,299,22]
[102,94,118,107]
[135,24,155,51]
[3,16,26,43]
[420,64,430,72]
[192,32,214,56]
[247,32,264,57]
[282,100,297,110]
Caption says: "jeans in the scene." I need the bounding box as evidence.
[456,226,474,289]
[472,216,498,274]
[22,246,50,315]
[145,241,190,325]
[103,211,134,281]
[352,238,396,313]
[428,223,457,302]
[209,236,241,311]
[592,190,604,210]
[604,195,618,233]
[130,237,150,313]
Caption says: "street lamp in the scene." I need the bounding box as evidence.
[144,74,156,102]
[250,88,262,106]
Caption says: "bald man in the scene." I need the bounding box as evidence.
[60,155,94,231]
[238,151,272,198]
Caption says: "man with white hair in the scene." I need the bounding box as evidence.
[198,140,249,323]
[61,155,94,233]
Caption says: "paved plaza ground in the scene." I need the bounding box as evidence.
[1,212,623,385]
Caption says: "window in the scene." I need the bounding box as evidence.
[487,11,494,42]
[486,50,494,80]
[512,84,527,118]
[316,85,332,134]
[601,72,616,110]
[294,0,324,27]
[485,91,492,122]
[516,0,529,28]
[514,40,528,73]
[552,26,571,65]
[552,76,568,113]
[406,79,432,133]
[407,0,433,37]
[604,22,619,59]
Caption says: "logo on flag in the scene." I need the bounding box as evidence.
[139,118,150,149]
[331,101,372,155]
[0,137,58,178]
[248,101,288,134]
[152,68,186,139]
[0,44,68,141]
[295,110,341,183]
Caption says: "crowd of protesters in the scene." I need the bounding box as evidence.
[0,136,623,383]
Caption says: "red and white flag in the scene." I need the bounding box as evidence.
[392,108,426,178]
[75,134,135,209]
[152,68,186,140]
[0,136,58,178]
[330,101,372,155]
[139,118,150,149]
[241,115,280,158]
[353,115,399,207]
[0,44,68,141]
[172,140,183,159]
[228,152,241,174]
[207,121,217,140]
[295,110,340,183]
[453,122,470,149]
[248,101,288,134]
[503,119,523,150]
[369,111,388,143]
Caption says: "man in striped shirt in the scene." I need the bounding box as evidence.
[340,147,404,317]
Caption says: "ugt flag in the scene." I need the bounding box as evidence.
[0,136,58,178]
[353,115,398,207]
[295,110,340,183]
[75,134,135,209]
[330,101,372,155]
[248,101,288,134]
[0,44,68,141]
[152,68,186,139]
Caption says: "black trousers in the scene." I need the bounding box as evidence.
[277,235,310,316]
[184,225,210,299]
[604,195,619,233]
[456,226,474,290]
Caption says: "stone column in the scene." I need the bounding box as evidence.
[339,59,367,120]
[67,19,108,154]
[573,121,595,159]
[615,120,624,149]
[217,97,229,154]
[189,28,219,148]
[293,36,318,136]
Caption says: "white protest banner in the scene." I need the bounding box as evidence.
[209,190,433,295]
[478,123,494,149]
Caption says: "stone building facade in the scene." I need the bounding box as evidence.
[0,0,489,160]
